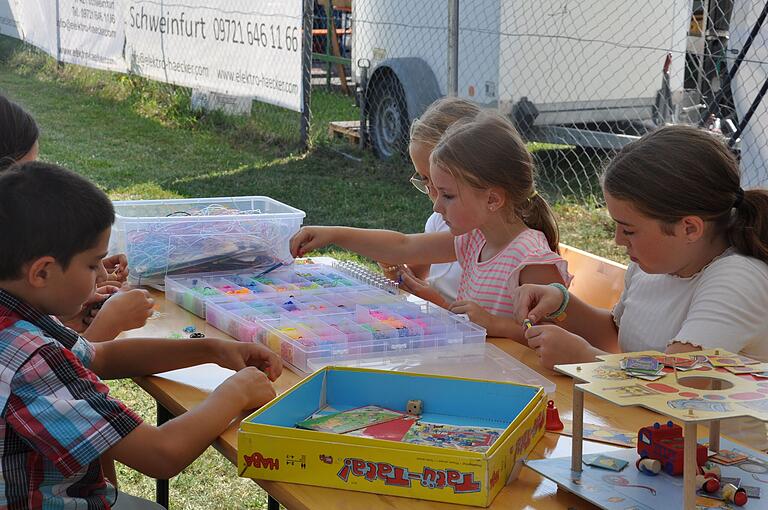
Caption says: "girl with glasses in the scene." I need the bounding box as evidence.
[291,110,571,341]
[380,97,481,306]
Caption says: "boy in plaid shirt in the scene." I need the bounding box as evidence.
[0,162,282,509]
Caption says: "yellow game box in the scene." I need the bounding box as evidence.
[238,367,546,507]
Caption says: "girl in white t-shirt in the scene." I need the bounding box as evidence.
[291,111,570,339]
[379,97,480,303]
[514,125,768,448]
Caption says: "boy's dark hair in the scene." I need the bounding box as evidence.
[0,162,114,279]
[0,95,39,171]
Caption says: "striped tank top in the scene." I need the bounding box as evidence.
[454,228,572,317]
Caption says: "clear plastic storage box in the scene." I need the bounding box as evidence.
[166,263,487,373]
[110,196,305,286]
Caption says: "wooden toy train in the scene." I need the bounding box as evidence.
[637,421,707,475]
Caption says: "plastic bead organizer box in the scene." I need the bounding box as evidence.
[165,261,487,373]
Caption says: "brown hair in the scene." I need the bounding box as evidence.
[429,111,560,252]
[603,124,768,262]
[0,95,39,171]
[410,97,481,148]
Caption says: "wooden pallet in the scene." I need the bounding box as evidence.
[328,120,361,145]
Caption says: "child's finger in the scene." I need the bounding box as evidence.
[525,325,543,340]
[526,329,543,349]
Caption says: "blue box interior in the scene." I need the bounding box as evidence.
[251,368,540,430]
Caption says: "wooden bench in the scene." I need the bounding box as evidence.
[560,243,627,309]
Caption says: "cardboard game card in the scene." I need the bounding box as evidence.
[753,371,768,379]
[582,454,628,471]
[709,449,748,465]
[296,405,408,434]
[725,364,768,374]
[627,372,664,381]
[707,355,760,367]
[654,355,697,369]
[401,422,503,452]
[741,485,761,499]
[621,356,660,373]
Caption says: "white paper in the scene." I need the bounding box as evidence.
[154,363,234,392]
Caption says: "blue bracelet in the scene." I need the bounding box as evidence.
[545,283,569,321]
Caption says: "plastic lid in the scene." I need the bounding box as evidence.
[307,342,556,394]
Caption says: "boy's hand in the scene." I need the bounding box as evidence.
[59,285,120,332]
[213,340,283,381]
[512,283,563,323]
[100,253,129,285]
[525,325,594,369]
[289,227,336,258]
[97,289,154,332]
[448,300,492,329]
[218,367,277,411]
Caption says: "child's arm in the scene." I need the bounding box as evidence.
[525,325,611,370]
[82,289,155,342]
[514,283,619,353]
[449,264,567,339]
[106,367,275,479]
[89,338,282,381]
[290,227,456,265]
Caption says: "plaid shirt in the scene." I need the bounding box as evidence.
[0,290,142,509]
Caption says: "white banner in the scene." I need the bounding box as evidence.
[0,0,304,112]
[14,0,58,56]
[58,0,126,71]
[124,0,303,111]
[0,0,22,39]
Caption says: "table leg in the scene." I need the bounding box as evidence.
[571,387,584,473]
[683,422,697,510]
[267,495,280,510]
[156,404,172,509]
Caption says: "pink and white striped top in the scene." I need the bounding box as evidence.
[454,228,572,317]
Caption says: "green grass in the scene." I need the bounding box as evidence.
[0,36,626,509]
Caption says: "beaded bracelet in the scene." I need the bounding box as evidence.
[545,283,569,321]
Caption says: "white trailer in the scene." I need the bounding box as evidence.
[352,0,691,158]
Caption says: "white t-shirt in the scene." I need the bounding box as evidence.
[424,212,462,302]
[613,249,768,449]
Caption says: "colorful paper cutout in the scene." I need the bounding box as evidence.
[296,405,407,434]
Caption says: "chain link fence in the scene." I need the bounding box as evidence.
[335,0,768,202]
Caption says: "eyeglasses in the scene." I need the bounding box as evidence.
[409,173,430,194]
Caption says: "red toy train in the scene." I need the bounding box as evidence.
[637,421,707,475]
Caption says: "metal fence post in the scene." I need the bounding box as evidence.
[447,0,459,97]
[301,0,314,150]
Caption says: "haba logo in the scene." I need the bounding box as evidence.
[511,410,545,460]
[337,458,481,494]
[489,470,499,488]
[243,452,280,471]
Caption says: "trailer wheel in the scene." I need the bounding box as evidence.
[368,74,409,159]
